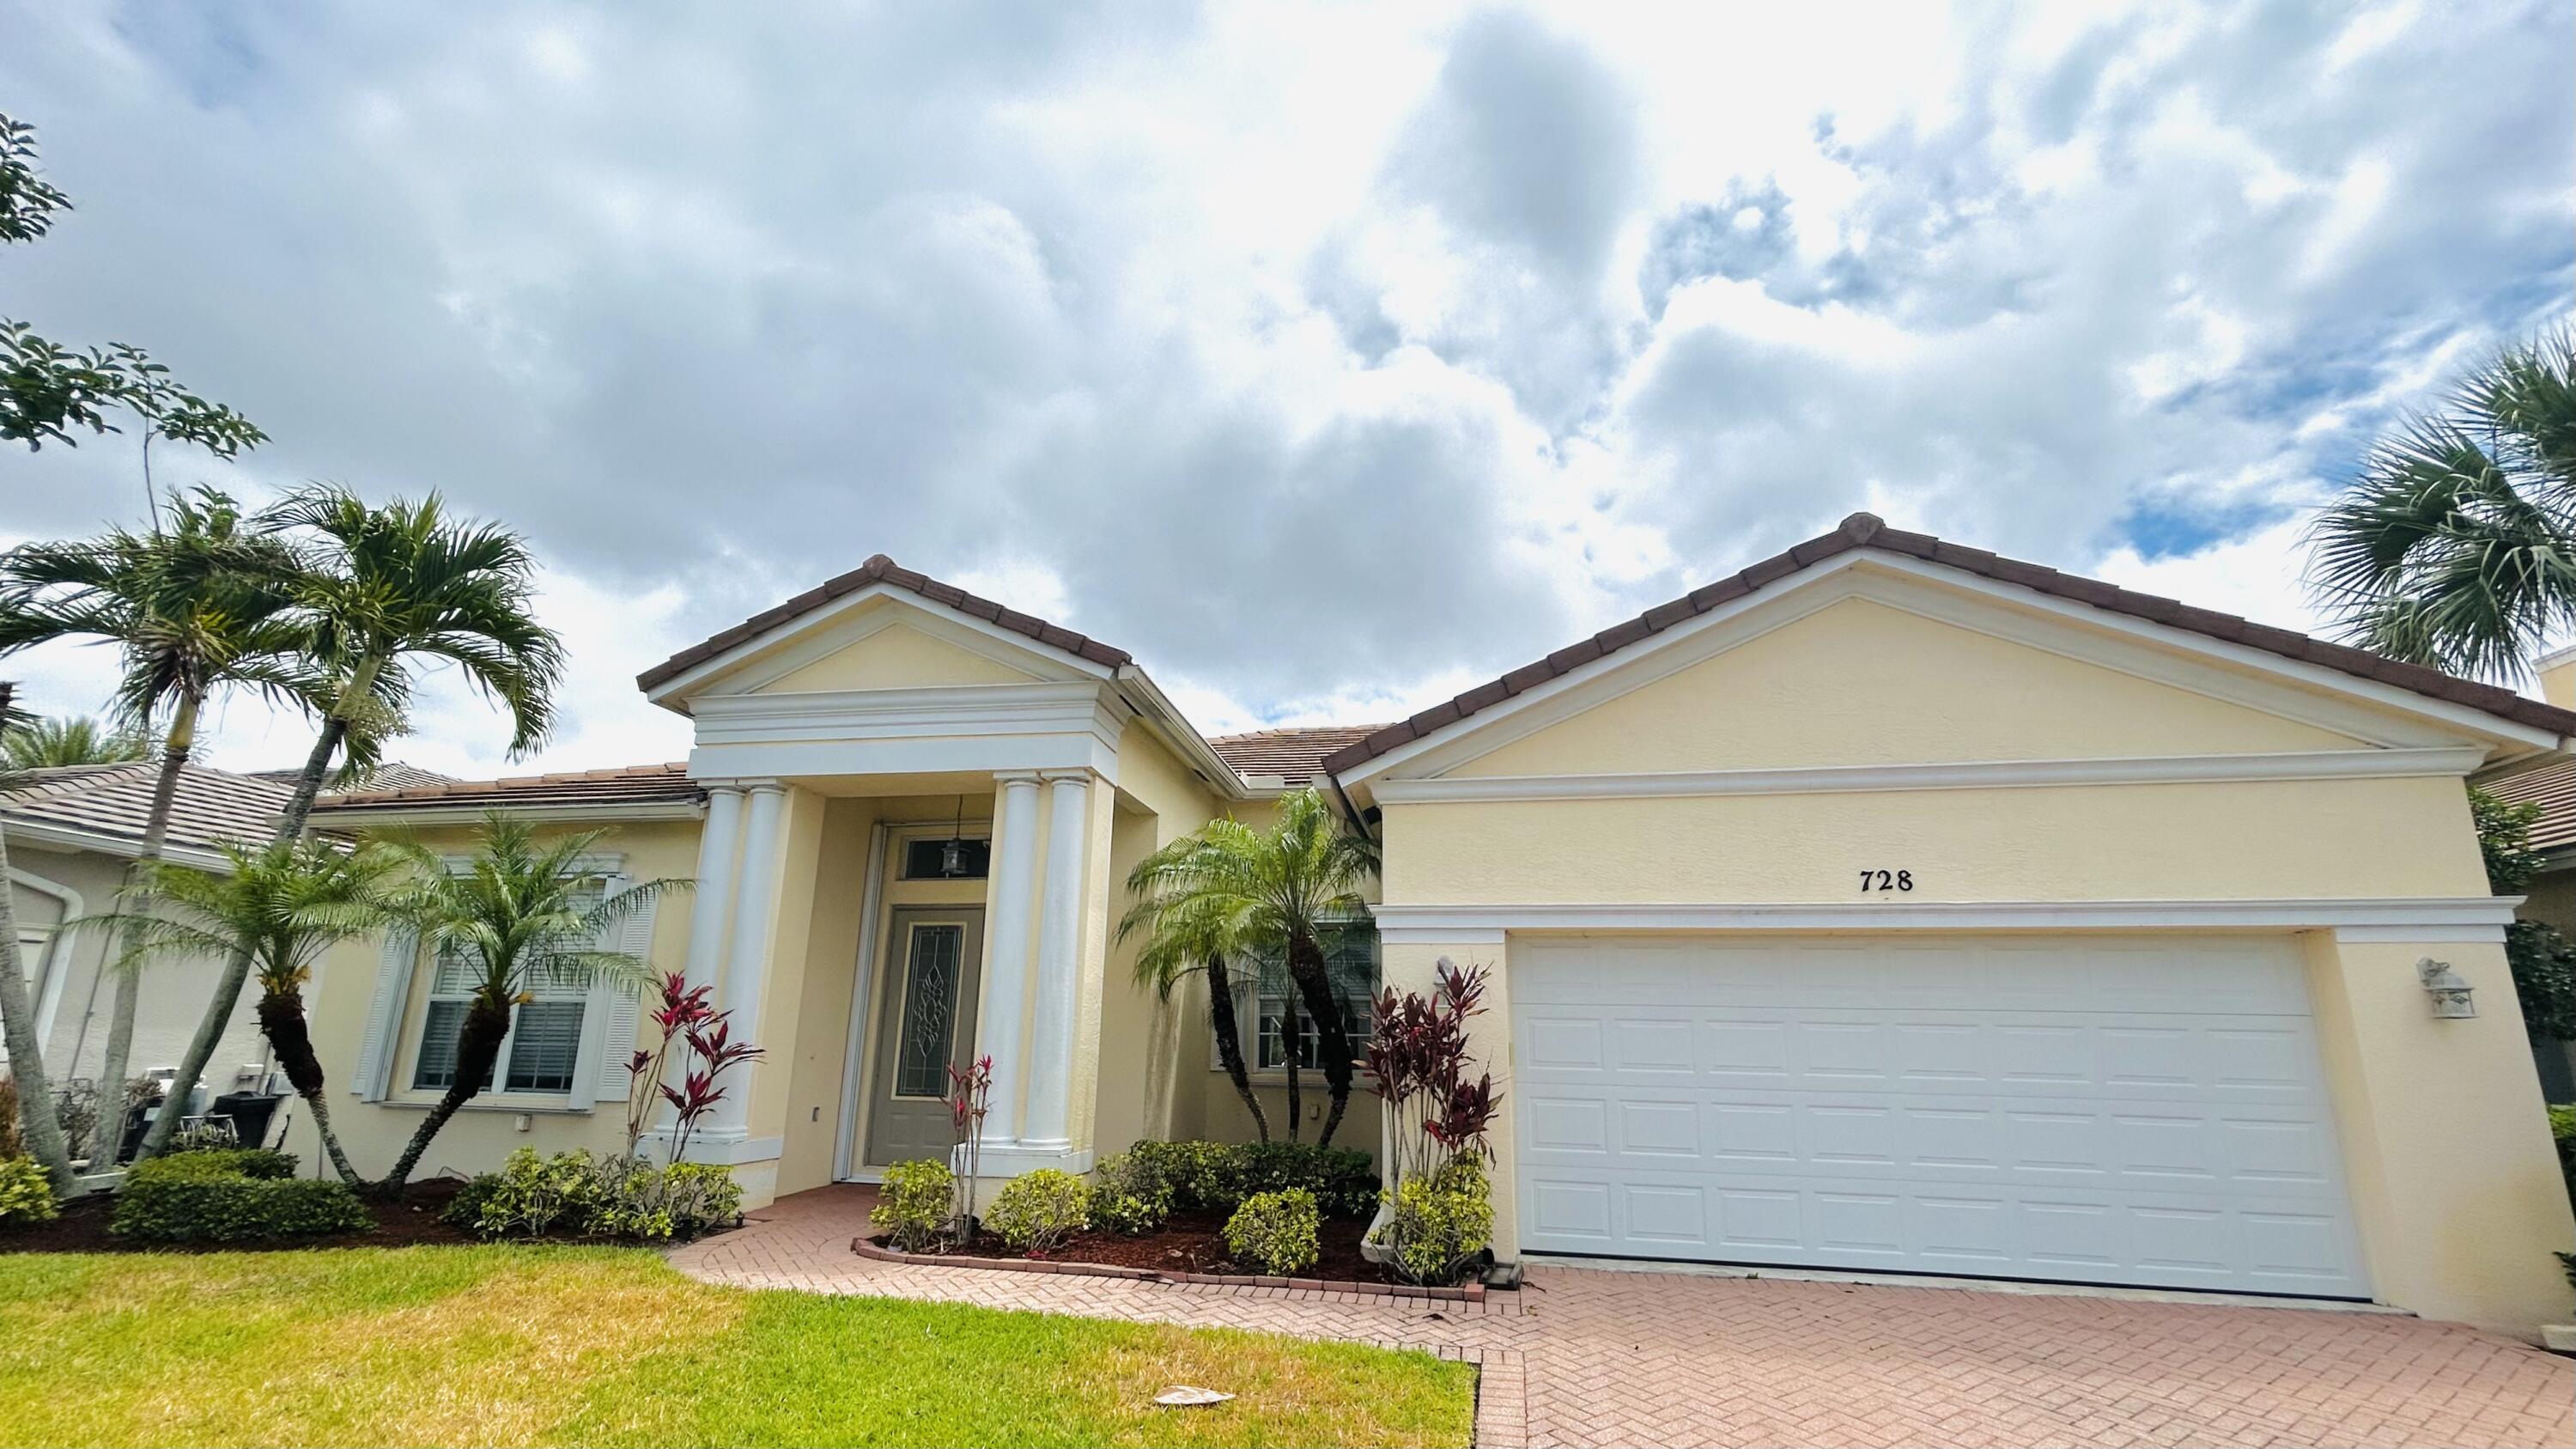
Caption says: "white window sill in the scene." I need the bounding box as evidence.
[377,1096,594,1117]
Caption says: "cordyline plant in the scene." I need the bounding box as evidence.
[947,1055,993,1227]
[1365,958,1501,1192]
[625,976,760,1169]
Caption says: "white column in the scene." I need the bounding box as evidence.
[710,780,787,1139]
[682,783,745,994]
[977,771,1044,1148]
[1018,770,1092,1153]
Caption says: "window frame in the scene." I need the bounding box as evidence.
[402,866,618,1104]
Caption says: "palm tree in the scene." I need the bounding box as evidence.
[137,487,562,1163]
[0,487,312,1166]
[376,814,683,1194]
[78,838,405,1184]
[2,714,149,770]
[2310,327,2576,679]
[1118,868,1271,1143]
[0,682,77,1192]
[1117,788,1379,1147]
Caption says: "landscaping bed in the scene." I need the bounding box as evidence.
[0,1175,472,1254]
[873,1205,1385,1282]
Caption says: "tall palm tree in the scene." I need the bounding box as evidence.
[137,487,563,1162]
[2,714,149,770]
[1118,788,1379,1147]
[1118,869,1271,1142]
[2310,327,2576,679]
[0,682,77,1192]
[79,838,405,1184]
[376,814,682,1194]
[0,487,312,1166]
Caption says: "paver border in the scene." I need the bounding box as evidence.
[851,1234,1490,1302]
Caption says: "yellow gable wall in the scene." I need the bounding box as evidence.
[1459,597,2365,776]
[758,618,1046,693]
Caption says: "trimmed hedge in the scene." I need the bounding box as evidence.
[1125,1139,1378,1221]
[0,1155,58,1227]
[1224,1187,1320,1275]
[112,1151,369,1243]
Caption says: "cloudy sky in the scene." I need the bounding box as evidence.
[3,1,2569,780]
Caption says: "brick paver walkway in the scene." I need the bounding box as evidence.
[669,1185,2575,1448]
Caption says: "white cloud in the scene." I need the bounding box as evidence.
[0,0,2567,777]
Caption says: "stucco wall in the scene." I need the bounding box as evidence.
[10,843,269,1105]
[284,817,705,1184]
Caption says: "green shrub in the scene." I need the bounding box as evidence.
[1379,1156,1492,1288]
[1127,1140,1239,1214]
[163,1146,296,1180]
[112,1152,369,1243]
[1090,1150,1172,1236]
[986,1167,1089,1252]
[657,1161,744,1239]
[0,1155,58,1227]
[441,1172,499,1231]
[471,1149,604,1239]
[871,1158,954,1251]
[1233,1140,1380,1221]
[1224,1187,1320,1275]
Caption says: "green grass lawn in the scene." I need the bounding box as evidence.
[0,1247,1475,1448]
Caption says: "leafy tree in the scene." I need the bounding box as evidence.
[80,839,406,1185]
[0,488,313,1166]
[0,113,264,460]
[2470,786,2576,1043]
[2310,328,2576,679]
[1,712,149,770]
[1118,788,1378,1147]
[0,682,77,1191]
[376,815,683,1195]
[137,488,562,1162]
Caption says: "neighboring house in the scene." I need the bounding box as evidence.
[288,513,2576,1334]
[2472,642,2576,1102]
[3,758,452,1135]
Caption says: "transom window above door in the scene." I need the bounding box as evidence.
[900,837,990,880]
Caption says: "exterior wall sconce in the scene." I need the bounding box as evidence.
[2418,958,2476,1020]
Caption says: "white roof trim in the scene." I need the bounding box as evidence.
[1369,746,2489,804]
[0,816,239,874]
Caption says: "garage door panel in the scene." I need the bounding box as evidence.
[1512,936,2368,1296]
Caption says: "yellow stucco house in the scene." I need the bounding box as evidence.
[287,512,2576,1334]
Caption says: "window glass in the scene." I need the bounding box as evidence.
[410,880,605,1095]
[893,922,965,1097]
[901,837,991,880]
[1249,930,1379,1072]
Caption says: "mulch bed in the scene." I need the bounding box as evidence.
[882,1208,1389,1284]
[0,1176,477,1255]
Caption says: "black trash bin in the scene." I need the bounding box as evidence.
[210,1093,285,1150]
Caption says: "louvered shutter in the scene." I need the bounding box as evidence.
[570,878,659,1110]
[351,929,419,1101]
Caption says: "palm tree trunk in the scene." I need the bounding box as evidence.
[255,987,363,1186]
[1285,929,1358,1148]
[0,813,78,1193]
[378,994,507,1196]
[88,694,197,1166]
[135,684,364,1164]
[1203,953,1268,1143]
[1279,990,1303,1144]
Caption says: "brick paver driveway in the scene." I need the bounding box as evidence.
[669,1185,2574,1448]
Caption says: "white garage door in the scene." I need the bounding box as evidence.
[1512,935,2368,1297]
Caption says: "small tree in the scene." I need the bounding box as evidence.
[1,714,149,770]
[0,683,76,1191]
[1365,958,1501,1193]
[79,839,405,1184]
[375,815,684,1195]
[946,1055,993,1227]
[2471,786,2576,1042]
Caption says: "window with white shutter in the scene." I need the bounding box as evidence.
[410,880,604,1097]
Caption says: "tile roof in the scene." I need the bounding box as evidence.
[1321,512,2576,776]
[2478,756,2576,855]
[3,761,291,855]
[637,553,1131,694]
[1206,726,1389,787]
[313,761,701,816]
[250,761,459,795]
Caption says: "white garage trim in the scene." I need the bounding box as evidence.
[1510,934,2371,1297]
[1375,896,2517,944]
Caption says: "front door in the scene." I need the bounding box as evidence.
[863,906,985,1168]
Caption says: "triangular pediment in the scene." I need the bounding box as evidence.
[649,588,1103,709]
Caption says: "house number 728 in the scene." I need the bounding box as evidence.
[1858,868,1914,892]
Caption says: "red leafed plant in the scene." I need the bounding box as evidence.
[623,971,764,1166]
[1365,958,1500,1190]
